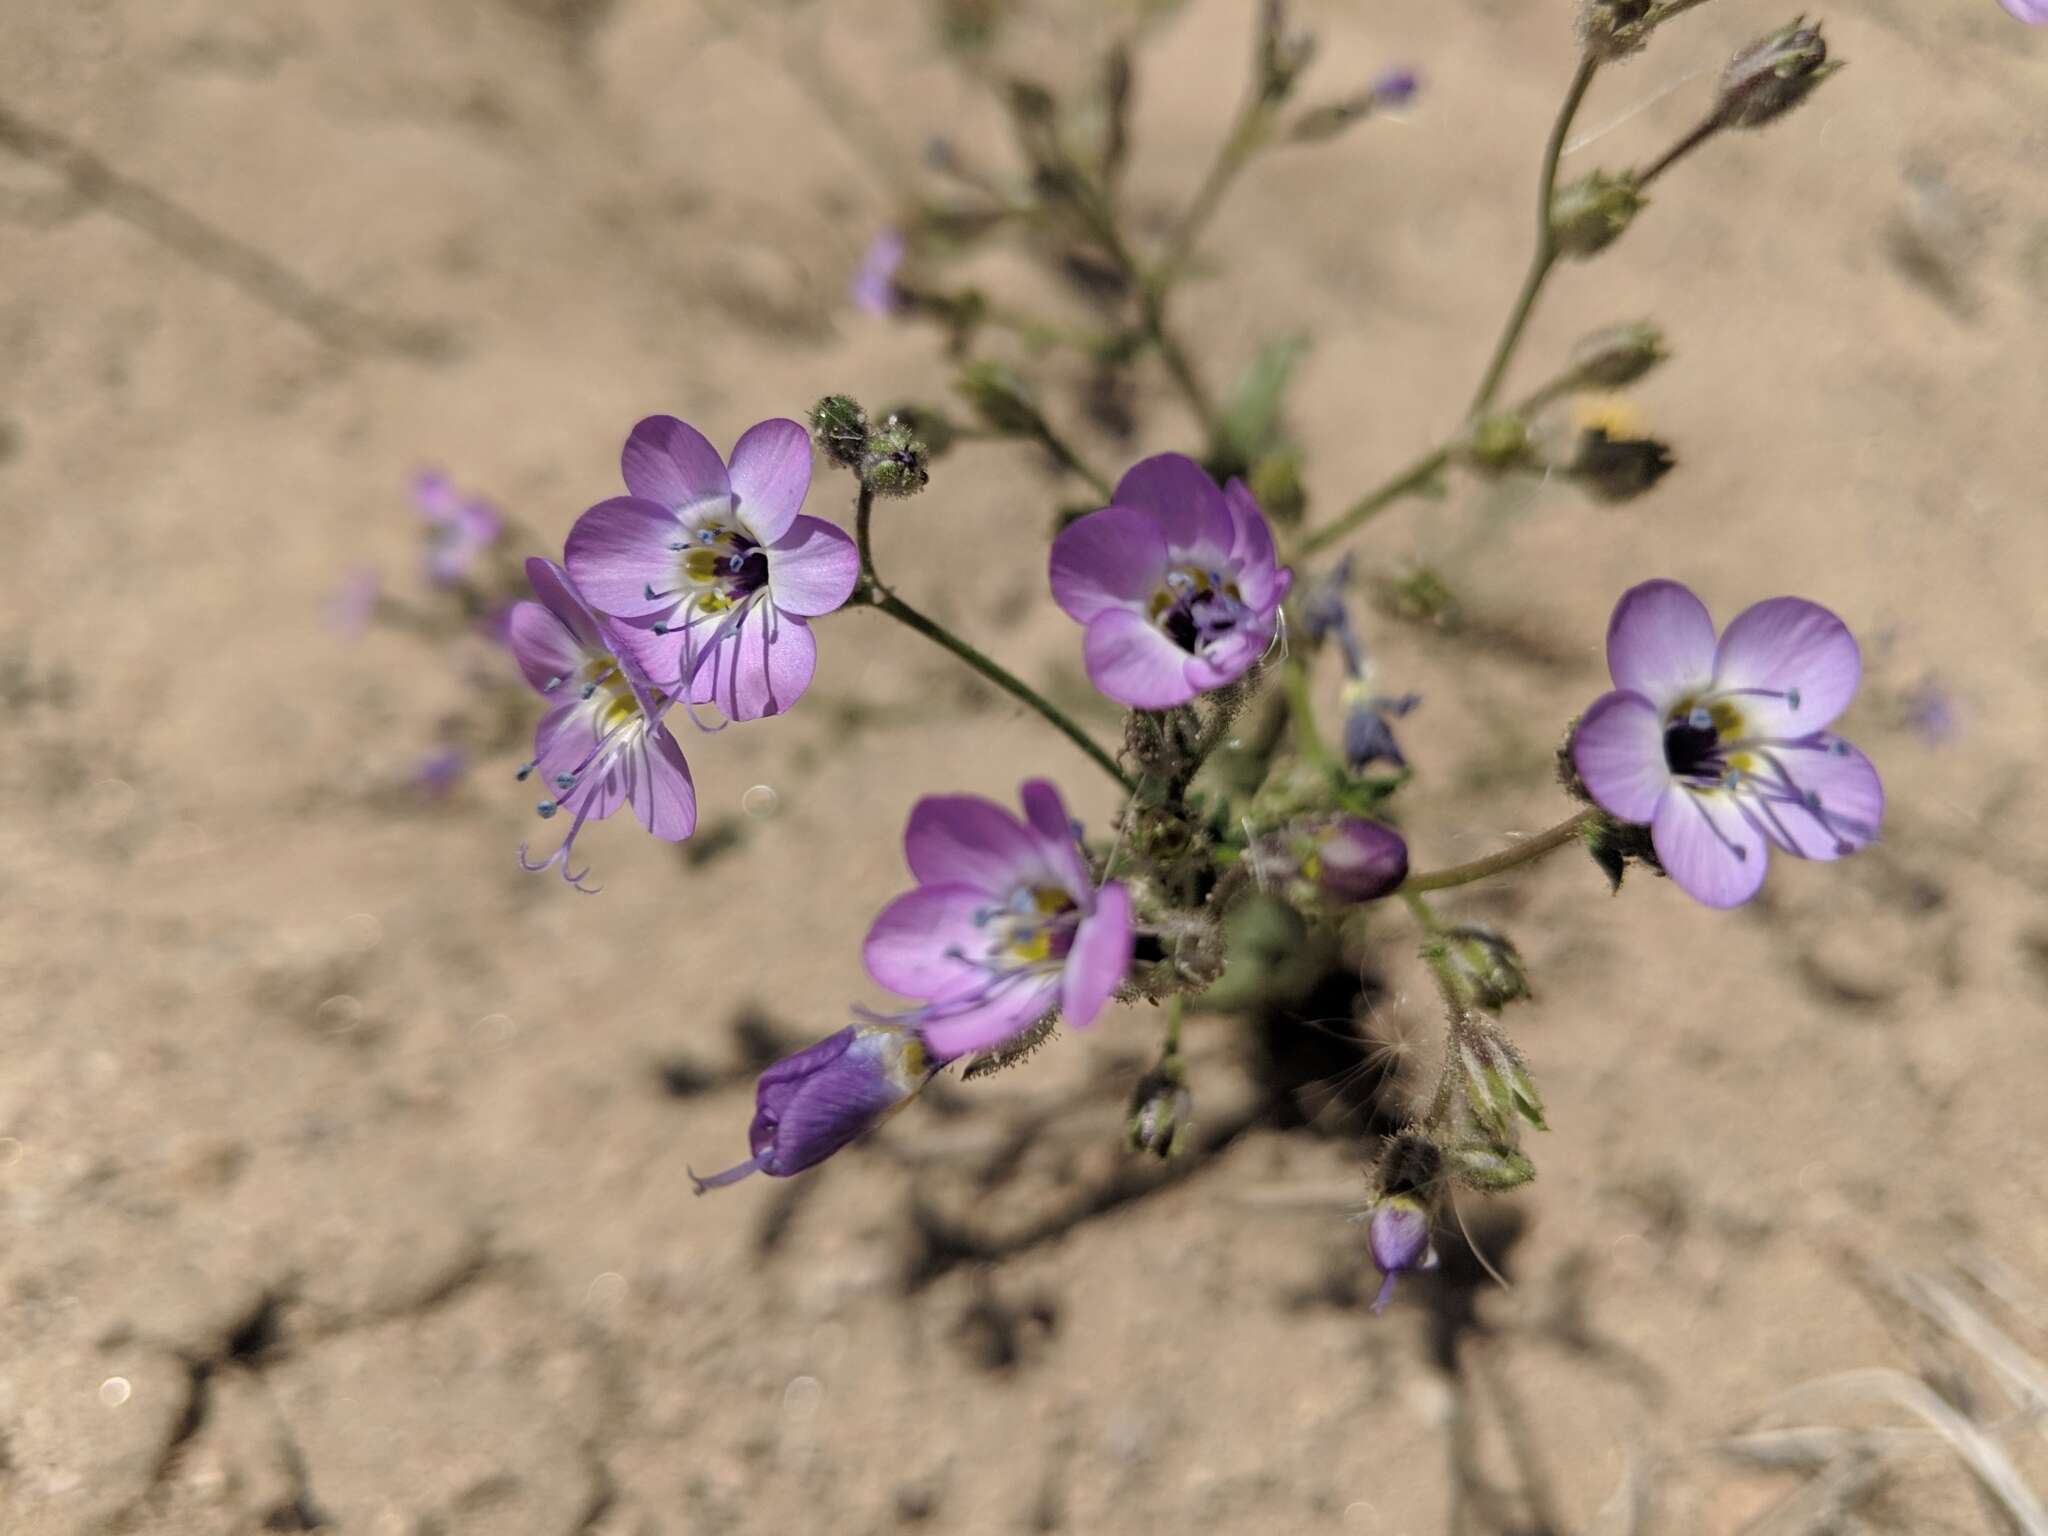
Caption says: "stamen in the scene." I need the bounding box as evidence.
[581,682,598,700]
[536,800,558,818]
[554,773,577,791]
[544,676,564,693]
[1786,687,1801,711]
[514,761,534,781]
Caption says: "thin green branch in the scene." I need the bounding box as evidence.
[1399,808,1598,894]
[1466,53,1601,418]
[851,486,1135,794]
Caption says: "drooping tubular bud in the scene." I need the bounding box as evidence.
[1715,17,1841,130]
[1569,321,1669,389]
[1367,1194,1439,1312]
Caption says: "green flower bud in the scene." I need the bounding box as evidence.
[953,360,1046,438]
[1454,1015,1547,1141]
[1716,18,1841,130]
[1430,927,1532,1013]
[1550,171,1646,259]
[858,416,932,499]
[1464,412,1535,474]
[1569,321,1669,389]
[808,394,870,470]
[877,403,960,459]
[1580,810,1663,893]
[1443,1139,1537,1191]
[1578,0,1657,62]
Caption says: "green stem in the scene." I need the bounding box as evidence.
[1634,112,1723,190]
[1279,655,1337,777]
[1149,99,1273,300]
[1466,53,1601,418]
[1031,422,1115,501]
[1163,994,1184,1056]
[852,486,1135,794]
[1399,808,1597,894]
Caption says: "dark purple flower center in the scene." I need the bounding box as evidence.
[669,523,769,612]
[1662,711,1722,779]
[967,884,1079,969]
[1150,565,1248,655]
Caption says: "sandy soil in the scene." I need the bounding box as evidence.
[4,1,2047,1532]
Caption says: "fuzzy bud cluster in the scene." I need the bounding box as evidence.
[1715,18,1840,130]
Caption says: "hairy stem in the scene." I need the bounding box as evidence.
[1279,654,1338,777]
[852,486,1135,794]
[1295,445,1452,558]
[1466,53,1601,418]
[1399,808,1598,894]
[1634,112,1723,190]
[1032,421,1116,501]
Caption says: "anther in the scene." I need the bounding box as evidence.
[537,800,558,819]
[581,682,598,700]
[515,761,535,781]
[1786,686,1801,711]
[669,541,687,552]
[1688,706,1713,731]
[554,773,577,791]
[652,623,668,635]
[544,676,564,693]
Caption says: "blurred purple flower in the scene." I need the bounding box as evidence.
[863,780,1134,1062]
[1050,454,1292,709]
[326,565,381,640]
[1899,677,1959,748]
[1372,67,1420,106]
[691,1023,932,1191]
[413,470,504,588]
[565,416,858,723]
[850,228,908,317]
[1254,815,1408,905]
[506,558,695,889]
[1341,685,1420,773]
[414,746,467,798]
[1999,0,2046,23]
[1572,579,1882,909]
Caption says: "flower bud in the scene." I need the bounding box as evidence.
[1285,68,1418,143]
[1566,393,1674,503]
[1578,0,1657,62]
[1258,815,1409,907]
[1442,1139,1537,1191]
[1715,18,1841,130]
[809,395,871,470]
[1569,321,1669,389]
[1465,412,1534,474]
[689,1024,931,1191]
[953,360,1047,439]
[1432,926,1531,1012]
[1454,1015,1547,1141]
[1550,171,1646,259]
[1256,0,1318,104]
[877,402,960,459]
[1367,1194,1439,1312]
[1125,1058,1192,1158]
[859,416,932,499]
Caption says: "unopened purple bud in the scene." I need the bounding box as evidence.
[850,229,908,318]
[414,747,466,798]
[1308,817,1409,905]
[1367,1194,1438,1313]
[1341,682,1419,773]
[690,1024,931,1192]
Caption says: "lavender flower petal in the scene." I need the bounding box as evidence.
[688,604,817,721]
[1744,734,1883,861]
[762,515,860,618]
[1060,882,1134,1030]
[1712,596,1860,737]
[1083,608,1202,709]
[1606,578,1718,707]
[864,883,997,999]
[621,414,731,513]
[1573,689,1672,823]
[1049,505,1171,623]
[563,496,688,619]
[726,418,814,544]
[903,795,1045,893]
[850,229,907,317]
[1114,453,1234,561]
[919,976,1064,1062]
[1651,788,1769,909]
[1999,0,2046,22]
[1017,779,1093,906]
[628,725,698,841]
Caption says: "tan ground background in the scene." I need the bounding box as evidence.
[4,1,2047,1532]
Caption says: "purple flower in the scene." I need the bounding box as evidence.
[506,558,696,888]
[564,416,859,723]
[1050,455,1292,709]
[414,746,467,798]
[850,229,908,317]
[413,470,504,587]
[863,780,1135,1062]
[1999,0,2046,22]
[1341,684,1420,773]
[326,564,381,639]
[1368,1195,1438,1313]
[1372,67,1421,107]
[1572,579,1883,909]
[690,1023,932,1192]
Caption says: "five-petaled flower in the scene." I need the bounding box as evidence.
[564,416,859,723]
[863,780,1135,1061]
[506,557,696,888]
[1050,454,1291,709]
[690,1023,932,1191]
[1572,579,1882,909]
